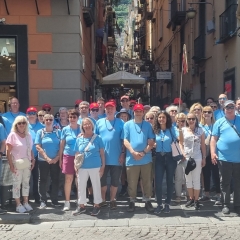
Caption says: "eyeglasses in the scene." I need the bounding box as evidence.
[121,100,129,103]
[91,108,99,112]
[194,108,201,111]
[225,105,235,110]
[45,119,53,122]
[38,115,44,117]
[28,112,36,115]
[170,110,178,113]
[17,122,26,125]
[203,111,212,114]
[43,108,51,112]
[177,120,185,123]
[69,116,77,119]
[146,117,154,120]
[187,118,196,121]
[211,106,217,109]
[219,98,226,101]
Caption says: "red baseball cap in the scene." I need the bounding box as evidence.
[108,99,116,104]
[42,104,51,110]
[75,99,82,105]
[121,95,129,101]
[26,107,37,113]
[89,102,99,110]
[105,101,116,108]
[173,98,183,105]
[133,104,144,111]
[130,100,137,105]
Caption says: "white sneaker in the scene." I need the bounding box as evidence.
[23,202,33,211]
[16,204,26,213]
[63,201,70,211]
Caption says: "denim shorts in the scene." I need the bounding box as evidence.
[101,165,122,187]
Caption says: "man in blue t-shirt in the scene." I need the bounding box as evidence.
[123,104,155,212]
[97,97,106,119]
[95,101,125,210]
[77,101,96,125]
[211,100,240,215]
[3,97,26,135]
[120,95,133,119]
[214,93,227,120]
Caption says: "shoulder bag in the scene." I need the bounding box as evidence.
[170,129,183,162]
[74,134,97,169]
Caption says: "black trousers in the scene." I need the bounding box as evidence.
[38,161,60,203]
[202,155,220,193]
[218,160,240,207]
[31,156,40,201]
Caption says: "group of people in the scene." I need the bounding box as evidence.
[0,93,240,216]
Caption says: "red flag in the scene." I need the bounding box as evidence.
[182,44,188,74]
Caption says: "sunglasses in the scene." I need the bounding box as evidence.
[69,116,77,119]
[121,100,129,103]
[146,117,154,120]
[177,120,185,123]
[211,106,217,109]
[187,118,196,121]
[28,112,36,115]
[170,110,178,113]
[38,115,44,117]
[219,98,226,100]
[91,108,99,112]
[225,105,235,110]
[203,111,212,114]
[194,108,201,111]
[43,108,51,111]
[17,122,27,125]
[45,119,53,122]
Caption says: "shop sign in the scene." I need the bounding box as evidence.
[0,47,9,56]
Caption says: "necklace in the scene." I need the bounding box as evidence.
[105,118,116,131]
[17,130,25,136]
[134,121,143,134]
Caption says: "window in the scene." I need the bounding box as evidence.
[0,38,16,83]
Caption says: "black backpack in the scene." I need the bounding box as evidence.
[0,116,5,128]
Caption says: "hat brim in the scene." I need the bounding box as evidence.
[116,111,131,119]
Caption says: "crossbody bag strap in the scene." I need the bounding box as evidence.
[84,134,97,152]
[170,128,181,155]
[225,117,240,138]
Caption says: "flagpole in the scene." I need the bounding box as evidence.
[179,61,184,110]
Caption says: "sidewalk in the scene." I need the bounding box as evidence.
[1,193,240,226]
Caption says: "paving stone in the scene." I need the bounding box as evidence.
[95,219,128,227]
[69,220,95,227]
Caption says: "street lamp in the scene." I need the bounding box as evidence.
[186,2,215,22]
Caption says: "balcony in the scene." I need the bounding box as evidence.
[83,0,95,27]
[219,4,238,43]
[193,34,205,63]
[146,9,153,20]
[171,0,186,31]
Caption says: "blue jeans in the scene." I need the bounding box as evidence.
[155,152,177,205]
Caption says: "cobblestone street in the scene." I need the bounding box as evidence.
[1,222,240,240]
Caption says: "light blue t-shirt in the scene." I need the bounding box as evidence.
[123,120,155,166]
[214,109,224,121]
[2,112,26,135]
[74,135,104,169]
[155,126,177,153]
[199,123,213,139]
[98,113,106,119]
[95,118,124,165]
[212,116,240,163]
[0,123,7,150]
[35,129,61,161]
[29,121,44,157]
[61,125,81,156]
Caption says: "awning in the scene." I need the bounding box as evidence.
[102,71,146,85]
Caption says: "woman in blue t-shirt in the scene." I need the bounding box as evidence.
[35,114,61,209]
[153,111,178,214]
[59,109,80,211]
[72,118,105,216]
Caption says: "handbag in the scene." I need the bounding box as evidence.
[74,134,97,169]
[185,133,196,175]
[170,129,183,161]
[14,135,31,170]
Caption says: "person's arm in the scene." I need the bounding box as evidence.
[124,139,142,160]
[99,148,105,177]
[119,141,126,165]
[200,132,206,167]
[210,136,219,165]
[52,151,60,164]
[6,143,15,173]
[36,144,51,164]
[0,139,6,155]
[59,139,66,168]
[179,132,186,160]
